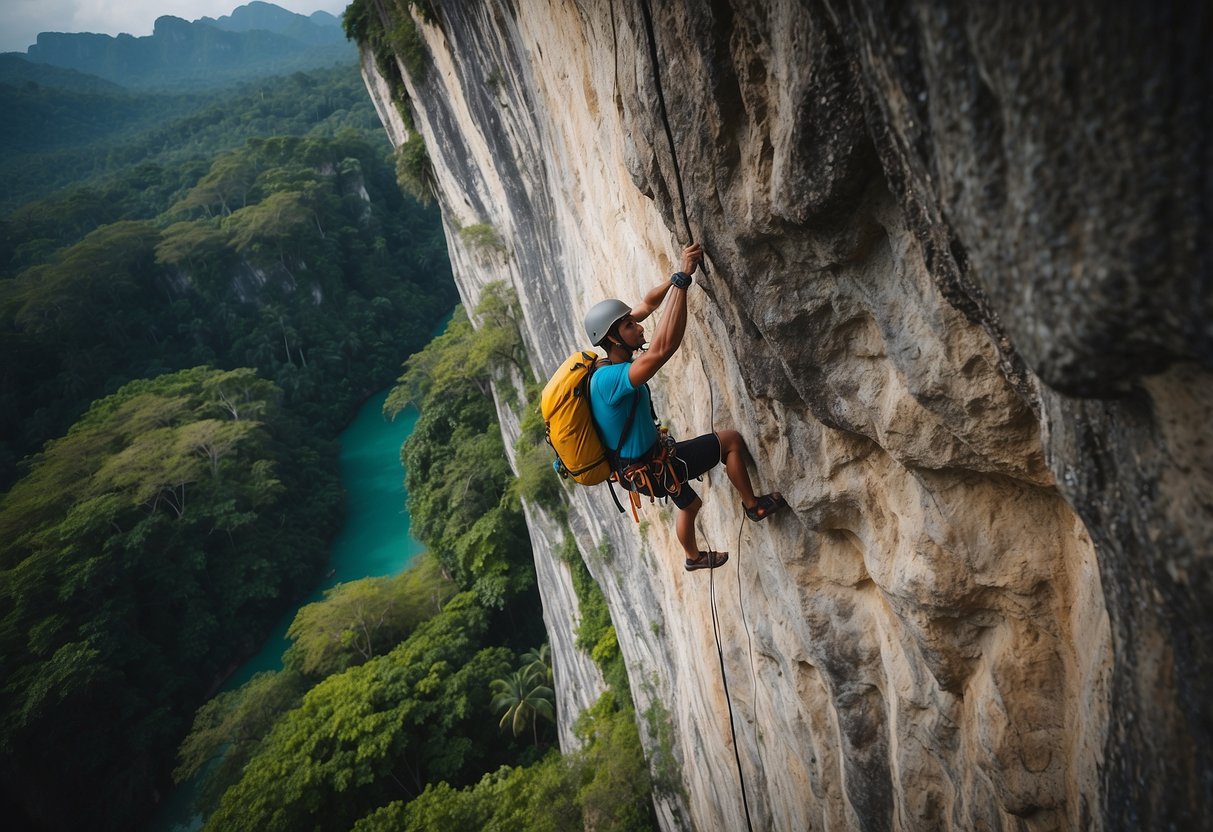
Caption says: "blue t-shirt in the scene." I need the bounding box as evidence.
[590,361,657,461]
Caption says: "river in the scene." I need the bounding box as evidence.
[220,388,426,689]
[153,388,425,831]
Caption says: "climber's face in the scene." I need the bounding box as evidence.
[615,316,645,350]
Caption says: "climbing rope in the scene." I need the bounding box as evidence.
[608,0,622,108]
[636,2,754,825]
[736,519,759,708]
[734,513,769,795]
[700,357,756,832]
[707,557,755,832]
[636,0,697,250]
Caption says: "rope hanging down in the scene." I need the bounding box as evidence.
[708,543,757,832]
[734,515,769,794]
[701,352,757,832]
[638,2,754,826]
[637,0,696,248]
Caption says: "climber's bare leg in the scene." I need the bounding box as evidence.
[716,429,771,509]
[677,497,702,558]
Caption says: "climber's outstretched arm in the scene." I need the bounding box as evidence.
[628,284,687,386]
[629,281,670,324]
[628,244,702,387]
[630,243,702,322]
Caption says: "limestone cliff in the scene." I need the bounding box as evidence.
[356,2,1211,830]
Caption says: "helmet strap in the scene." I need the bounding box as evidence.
[605,333,635,360]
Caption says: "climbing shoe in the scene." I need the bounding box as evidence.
[744,493,786,522]
[685,551,729,571]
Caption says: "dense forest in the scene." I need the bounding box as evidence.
[0,56,457,830]
[0,58,387,217]
[0,63,451,487]
[0,366,340,828]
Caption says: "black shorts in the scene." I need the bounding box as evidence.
[619,432,721,510]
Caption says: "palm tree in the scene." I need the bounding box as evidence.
[521,643,553,687]
[490,669,555,747]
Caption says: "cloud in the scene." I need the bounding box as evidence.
[1,1,351,54]
[3,0,78,53]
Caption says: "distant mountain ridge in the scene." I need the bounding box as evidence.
[197,1,345,45]
[18,2,353,91]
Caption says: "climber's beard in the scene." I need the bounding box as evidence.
[621,331,646,354]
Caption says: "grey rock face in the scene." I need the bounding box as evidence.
[360,1,1210,829]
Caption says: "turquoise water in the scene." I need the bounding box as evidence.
[152,388,424,831]
[221,389,425,689]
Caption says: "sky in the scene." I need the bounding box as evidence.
[0,0,352,54]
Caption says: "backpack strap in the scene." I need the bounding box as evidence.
[598,388,641,514]
[605,476,627,514]
[586,362,644,514]
[613,388,643,460]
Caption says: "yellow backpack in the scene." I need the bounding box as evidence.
[541,351,640,486]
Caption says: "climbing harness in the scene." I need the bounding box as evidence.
[616,427,690,522]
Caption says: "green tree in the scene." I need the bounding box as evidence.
[155,220,230,272]
[171,150,258,217]
[385,300,534,608]
[174,670,311,816]
[8,220,158,344]
[349,692,657,832]
[202,593,513,832]
[200,367,280,421]
[176,418,263,477]
[521,643,553,687]
[572,694,658,832]
[226,190,311,271]
[354,782,487,831]
[490,668,555,747]
[92,425,206,517]
[284,553,456,677]
[467,280,528,378]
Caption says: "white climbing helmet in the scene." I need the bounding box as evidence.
[583,298,632,346]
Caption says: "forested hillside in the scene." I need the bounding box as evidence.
[0,56,458,830]
[0,367,340,829]
[2,12,656,830]
[0,61,383,213]
[0,64,450,487]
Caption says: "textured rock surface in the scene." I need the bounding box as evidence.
[361,1,1210,829]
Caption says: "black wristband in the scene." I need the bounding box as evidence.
[670,271,693,289]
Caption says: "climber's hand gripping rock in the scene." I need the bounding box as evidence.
[680,242,703,276]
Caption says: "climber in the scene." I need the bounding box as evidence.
[584,242,785,571]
